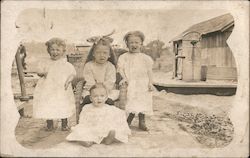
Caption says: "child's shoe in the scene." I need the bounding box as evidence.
[61,118,70,131]
[138,113,148,131]
[127,113,135,126]
[61,126,71,131]
[46,120,54,131]
[45,127,54,131]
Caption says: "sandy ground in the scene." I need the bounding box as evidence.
[14,90,234,156]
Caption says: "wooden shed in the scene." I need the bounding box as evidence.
[171,13,236,82]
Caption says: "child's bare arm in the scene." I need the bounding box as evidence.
[117,57,128,85]
[64,74,75,90]
[147,56,155,91]
[148,69,153,84]
[117,64,128,85]
[118,70,128,86]
[147,69,154,91]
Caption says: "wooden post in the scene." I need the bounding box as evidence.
[173,42,178,79]
[191,41,195,80]
[15,45,29,102]
[182,31,201,81]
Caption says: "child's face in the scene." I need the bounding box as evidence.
[93,45,110,64]
[127,36,142,53]
[90,87,108,107]
[48,44,65,60]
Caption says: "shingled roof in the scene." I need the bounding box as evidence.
[171,13,234,42]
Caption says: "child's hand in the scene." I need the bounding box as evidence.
[37,72,47,78]
[64,80,71,90]
[148,83,155,91]
[119,79,128,86]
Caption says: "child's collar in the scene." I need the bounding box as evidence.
[128,52,141,54]
[54,57,67,62]
[93,60,108,66]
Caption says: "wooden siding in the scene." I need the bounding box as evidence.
[201,30,232,48]
[201,47,236,67]
[206,66,237,80]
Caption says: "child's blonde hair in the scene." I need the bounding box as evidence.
[123,31,145,47]
[89,83,108,95]
[45,38,66,53]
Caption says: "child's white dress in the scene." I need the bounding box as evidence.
[33,58,76,119]
[66,104,131,143]
[82,61,119,100]
[117,52,154,115]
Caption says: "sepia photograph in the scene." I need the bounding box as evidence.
[1,1,249,157]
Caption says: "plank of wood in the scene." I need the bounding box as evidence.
[153,82,237,88]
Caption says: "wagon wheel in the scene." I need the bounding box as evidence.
[74,79,85,124]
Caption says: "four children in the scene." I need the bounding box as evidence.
[33,30,154,146]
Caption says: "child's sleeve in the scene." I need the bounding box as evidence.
[83,63,96,90]
[36,60,47,74]
[104,63,116,90]
[67,63,77,76]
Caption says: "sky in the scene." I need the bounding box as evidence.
[16,9,229,47]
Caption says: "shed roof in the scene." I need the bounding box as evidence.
[171,13,234,42]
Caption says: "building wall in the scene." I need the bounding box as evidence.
[200,29,236,68]
[200,28,237,80]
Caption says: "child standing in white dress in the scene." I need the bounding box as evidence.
[33,38,76,131]
[117,31,154,131]
[80,35,118,110]
[67,83,131,147]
